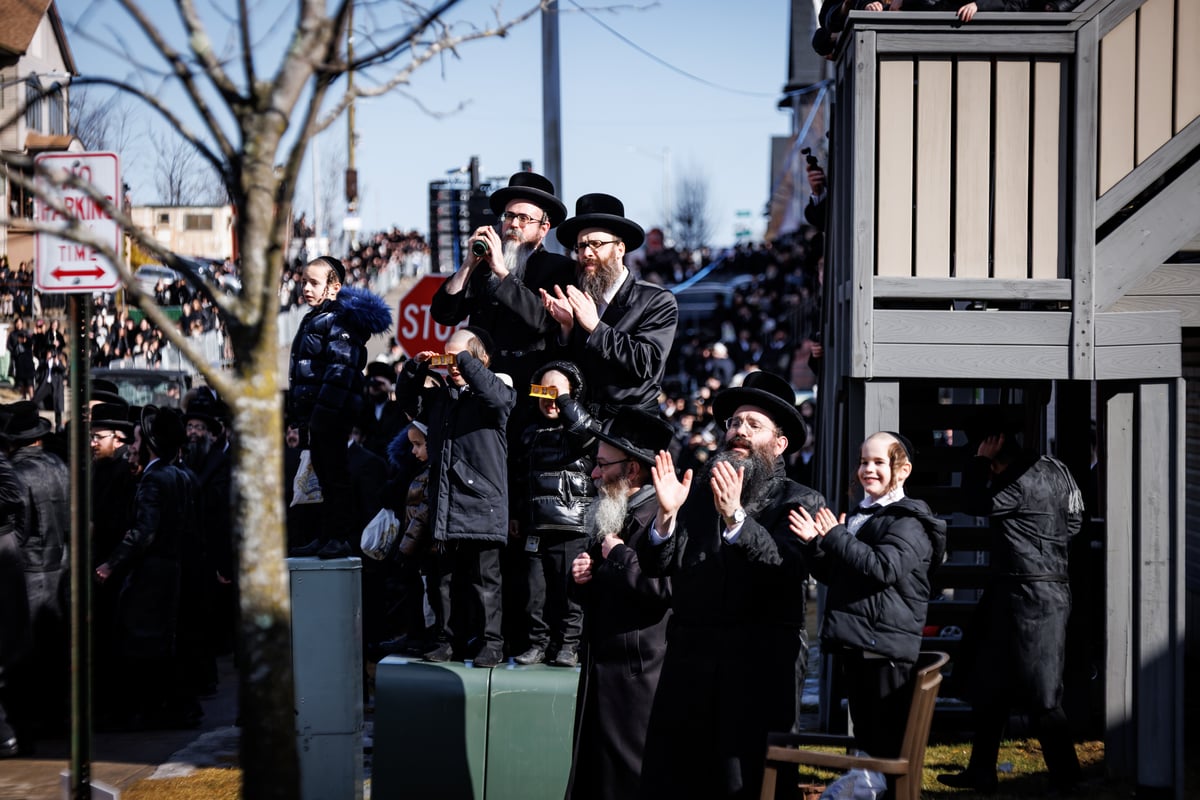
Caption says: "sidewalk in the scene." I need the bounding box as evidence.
[0,656,240,799]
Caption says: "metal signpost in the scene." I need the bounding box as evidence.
[34,150,121,800]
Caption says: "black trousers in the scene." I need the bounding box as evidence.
[308,426,352,543]
[522,535,587,652]
[967,698,1081,789]
[841,652,914,759]
[431,540,504,654]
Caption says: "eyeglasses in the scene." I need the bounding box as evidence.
[90,432,119,442]
[500,211,548,227]
[595,457,631,469]
[572,239,621,255]
[723,416,775,434]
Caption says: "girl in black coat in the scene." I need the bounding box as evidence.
[288,256,391,558]
[790,431,946,760]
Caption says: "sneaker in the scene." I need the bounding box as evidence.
[513,647,546,665]
[473,646,503,668]
[0,737,17,759]
[423,643,454,663]
[550,646,578,668]
[937,770,997,794]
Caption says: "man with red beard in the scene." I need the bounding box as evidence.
[543,193,678,418]
[639,371,826,800]
[431,171,575,391]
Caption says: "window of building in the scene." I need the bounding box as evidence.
[158,212,171,225]
[48,91,64,135]
[25,79,41,131]
[184,213,213,231]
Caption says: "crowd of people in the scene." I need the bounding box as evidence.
[0,168,1084,798]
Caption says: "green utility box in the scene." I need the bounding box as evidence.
[373,658,581,799]
[373,658,491,800]
[484,664,579,800]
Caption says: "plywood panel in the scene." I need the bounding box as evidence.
[1031,62,1061,280]
[993,61,1030,279]
[1178,0,1200,131]
[877,60,915,277]
[1099,15,1137,194]
[1136,0,1174,163]
[955,60,992,279]
[915,60,952,277]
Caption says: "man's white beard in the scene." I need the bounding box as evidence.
[502,238,536,281]
[586,477,631,540]
[578,250,623,303]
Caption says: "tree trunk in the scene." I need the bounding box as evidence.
[229,288,301,798]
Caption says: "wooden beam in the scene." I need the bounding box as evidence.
[875,31,1077,54]
[1072,18,1100,380]
[1094,310,1181,346]
[862,380,901,440]
[1103,388,1135,777]
[1108,295,1200,327]
[1094,158,1200,310]
[1094,343,1182,379]
[873,309,1070,345]
[1096,116,1200,225]
[873,276,1072,300]
[872,343,1069,379]
[853,30,880,378]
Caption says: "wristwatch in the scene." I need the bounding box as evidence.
[726,507,747,528]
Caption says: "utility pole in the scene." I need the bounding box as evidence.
[541,1,563,253]
[345,4,360,250]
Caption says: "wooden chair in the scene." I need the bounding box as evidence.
[760,650,950,800]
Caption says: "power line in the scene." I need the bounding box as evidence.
[565,1,777,98]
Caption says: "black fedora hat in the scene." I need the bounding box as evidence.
[712,371,807,454]
[3,401,52,444]
[141,404,186,457]
[182,408,222,438]
[489,172,568,228]
[91,378,126,407]
[556,193,645,252]
[594,407,674,466]
[365,361,396,383]
[91,402,134,437]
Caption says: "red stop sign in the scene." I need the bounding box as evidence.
[397,274,462,356]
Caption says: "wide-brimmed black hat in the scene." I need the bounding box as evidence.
[91,402,134,437]
[142,404,186,457]
[489,172,568,228]
[182,408,222,438]
[366,361,396,384]
[593,407,674,466]
[712,371,807,453]
[556,193,645,252]
[91,378,126,407]
[3,401,52,444]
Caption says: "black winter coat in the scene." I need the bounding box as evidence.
[641,459,825,800]
[288,286,392,433]
[558,274,678,417]
[402,351,516,543]
[809,497,947,664]
[11,446,70,575]
[0,452,31,682]
[567,484,670,800]
[961,453,1082,712]
[512,421,596,537]
[430,248,576,389]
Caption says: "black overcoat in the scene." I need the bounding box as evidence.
[566,485,668,800]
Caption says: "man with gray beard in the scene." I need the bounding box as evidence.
[639,371,826,800]
[543,193,678,418]
[564,406,674,800]
[431,171,575,391]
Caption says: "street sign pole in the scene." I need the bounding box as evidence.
[33,152,120,800]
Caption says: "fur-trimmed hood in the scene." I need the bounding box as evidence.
[337,286,393,338]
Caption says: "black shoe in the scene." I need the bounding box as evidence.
[317,540,352,559]
[513,647,546,665]
[472,646,503,668]
[423,643,454,663]
[289,539,325,557]
[550,646,578,668]
[0,737,17,758]
[937,771,997,794]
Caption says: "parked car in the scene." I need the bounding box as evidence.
[133,263,181,295]
[92,367,192,409]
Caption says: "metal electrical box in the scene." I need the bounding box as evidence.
[289,556,364,800]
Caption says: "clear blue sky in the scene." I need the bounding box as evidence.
[57,1,793,248]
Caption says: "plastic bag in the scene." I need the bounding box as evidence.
[290,449,323,506]
[819,767,887,800]
[361,508,400,560]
